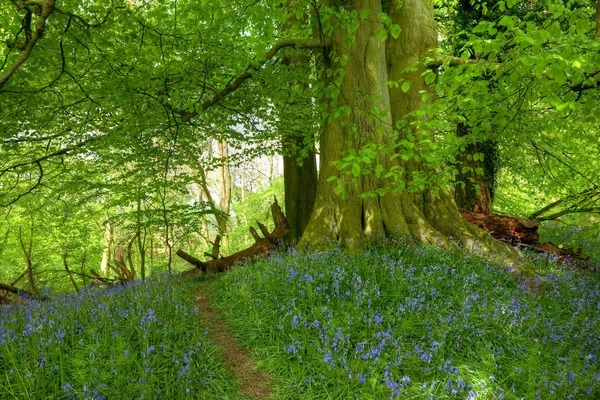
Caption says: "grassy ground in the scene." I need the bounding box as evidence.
[0,276,238,399]
[2,244,599,399]
[212,243,600,399]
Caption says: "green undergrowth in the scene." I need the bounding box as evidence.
[0,275,239,399]
[212,244,600,399]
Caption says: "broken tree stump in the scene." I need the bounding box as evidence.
[178,197,289,276]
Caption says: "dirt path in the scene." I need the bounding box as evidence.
[195,279,272,399]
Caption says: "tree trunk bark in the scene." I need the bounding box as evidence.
[454,124,496,214]
[100,221,113,275]
[217,140,231,250]
[281,46,318,243]
[300,0,526,273]
[284,153,317,242]
[136,198,147,281]
[18,223,36,294]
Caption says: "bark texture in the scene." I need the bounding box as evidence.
[454,124,497,214]
[284,153,317,242]
[299,0,526,272]
[217,140,232,249]
[280,4,319,243]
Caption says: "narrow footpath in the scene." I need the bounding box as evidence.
[195,279,272,399]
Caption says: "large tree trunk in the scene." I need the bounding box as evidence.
[300,0,525,272]
[284,153,317,242]
[281,49,318,243]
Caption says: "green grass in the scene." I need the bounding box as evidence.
[3,242,598,399]
[0,276,239,399]
[212,243,600,399]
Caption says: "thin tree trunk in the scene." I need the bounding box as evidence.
[217,140,231,249]
[100,221,113,275]
[63,255,79,293]
[136,197,146,281]
[454,124,497,213]
[80,250,88,286]
[18,223,36,294]
[268,155,274,182]
[241,157,246,201]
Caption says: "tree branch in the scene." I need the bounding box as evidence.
[0,136,100,175]
[167,38,328,122]
[0,282,32,297]
[0,0,55,89]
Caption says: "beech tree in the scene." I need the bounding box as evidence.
[286,0,517,264]
[2,0,600,281]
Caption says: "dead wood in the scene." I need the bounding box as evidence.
[0,282,34,298]
[63,255,80,293]
[460,210,591,266]
[179,197,289,276]
[460,210,540,244]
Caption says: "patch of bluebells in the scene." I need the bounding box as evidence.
[0,275,232,399]
[215,243,600,399]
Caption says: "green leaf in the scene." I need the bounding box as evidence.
[359,9,371,19]
[377,29,387,42]
[547,65,567,85]
[424,72,436,85]
[575,18,589,35]
[333,186,346,199]
[351,163,361,177]
[498,16,514,29]
[401,80,411,93]
[390,24,401,39]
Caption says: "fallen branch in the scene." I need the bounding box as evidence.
[178,197,289,275]
[0,282,33,298]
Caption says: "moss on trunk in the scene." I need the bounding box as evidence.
[300,0,529,274]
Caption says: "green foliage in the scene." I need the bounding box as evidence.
[214,245,600,399]
[228,177,284,254]
[0,197,103,292]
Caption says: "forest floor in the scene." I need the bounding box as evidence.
[195,279,272,399]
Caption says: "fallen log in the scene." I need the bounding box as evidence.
[178,197,289,276]
[460,210,540,244]
[0,282,34,298]
[460,210,591,266]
